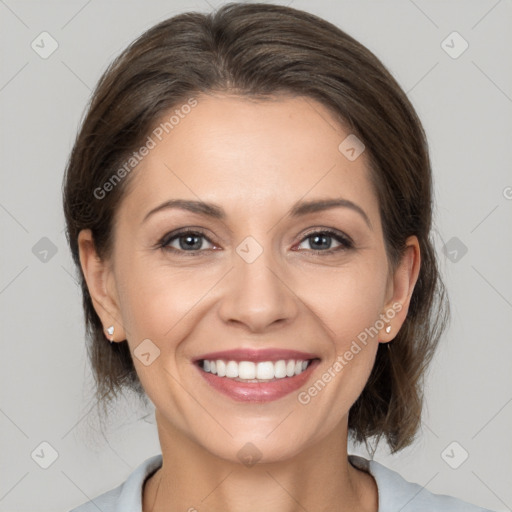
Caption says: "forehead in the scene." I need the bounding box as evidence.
[119,93,379,226]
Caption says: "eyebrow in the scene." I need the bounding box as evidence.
[142,197,372,230]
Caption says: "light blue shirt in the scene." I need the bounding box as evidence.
[69,453,495,511]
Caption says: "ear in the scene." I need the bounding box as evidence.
[379,235,421,343]
[77,229,126,342]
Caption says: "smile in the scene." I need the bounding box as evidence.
[193,349,321,402]
[200,358,311,381]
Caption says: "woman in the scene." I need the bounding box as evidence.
[63,3,496,511]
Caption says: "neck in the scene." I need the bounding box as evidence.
[143,412,377,512]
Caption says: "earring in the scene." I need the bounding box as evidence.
[106,325,114,343]
[385,324,391,334]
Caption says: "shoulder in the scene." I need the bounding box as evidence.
[68,484,123,512]
[68,454,163,512]
[348,454,496,512]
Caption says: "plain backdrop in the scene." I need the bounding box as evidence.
[0,1,511,511]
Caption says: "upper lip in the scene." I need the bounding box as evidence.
[194,348,320,363]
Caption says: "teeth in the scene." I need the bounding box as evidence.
[226,361,239,378]
[274,360,287,378]
[257,361,274,379]
[239,361,256,379]
[216,360,226,377]
[201,359,311,380]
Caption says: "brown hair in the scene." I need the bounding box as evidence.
[62,2,449,454]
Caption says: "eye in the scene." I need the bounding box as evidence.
[159,229,216,255]
[157,228,354,256]
[295,229,353,254]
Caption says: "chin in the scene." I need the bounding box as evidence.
[204,435,310,466]
[191,416,326,466]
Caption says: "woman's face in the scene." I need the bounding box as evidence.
[80,94,418,463]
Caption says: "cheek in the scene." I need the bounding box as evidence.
[115,254,222,354]
[330,286,385,348]
[115,248,181,328]
[310,260,388,344]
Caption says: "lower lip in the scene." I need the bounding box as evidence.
[196,360,320,403]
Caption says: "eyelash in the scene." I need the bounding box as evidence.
[157,228,354,256]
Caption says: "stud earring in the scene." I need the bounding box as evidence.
[385,325,391,334]
[106,325,114,343]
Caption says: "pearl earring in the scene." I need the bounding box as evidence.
[385,325,391,334]
[106,325,114,343]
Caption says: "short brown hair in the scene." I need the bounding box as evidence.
[62,2,449,454]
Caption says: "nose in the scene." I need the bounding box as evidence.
[217,246,299,333]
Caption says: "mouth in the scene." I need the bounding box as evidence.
[193,349,321,402]
[198,358,315,381]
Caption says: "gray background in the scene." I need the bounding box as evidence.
[1,1,511,511]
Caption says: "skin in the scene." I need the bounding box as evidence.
[78,93,420,512]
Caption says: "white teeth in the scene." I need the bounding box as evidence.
[256,361,274,380]
[201,358,312,380]
[239,361,256,379]
[225,361,239,378]
[216,359,226,377]
[274,360,287,379]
